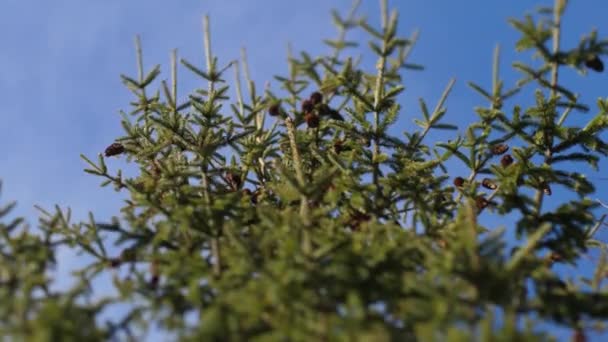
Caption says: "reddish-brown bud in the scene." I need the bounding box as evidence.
[225,171,242,191]
[104,142,125,157]
[301,99,314,113]
[268,103,281,116]
[305,112,320,128]
[481,178,497,190]
[501,154,514,167]
[475,195,490,210]
[453,177,465,187]
[585,55,604,73]
[491,143,509,155]
[310,91,323,105]
[334,140,344,154]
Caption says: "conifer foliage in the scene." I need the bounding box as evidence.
[2,0,608,340]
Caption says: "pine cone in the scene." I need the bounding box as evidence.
[585,55,604,73]
[453,177,465,187]
[491,144,509,155]
[481,178,497,190]
[305,112,320,128]
[302,99,314,113]
[501,154,514,167]
[104,142,125,157]
[309,91,323,105]
[225,171,242,191]
[268,103,281,116]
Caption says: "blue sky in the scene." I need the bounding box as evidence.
[1,0,607,340]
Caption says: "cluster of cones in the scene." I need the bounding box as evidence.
[268,91,344,128]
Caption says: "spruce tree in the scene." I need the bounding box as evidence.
[2,0,608,340]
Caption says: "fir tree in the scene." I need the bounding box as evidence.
[2,0,608,340]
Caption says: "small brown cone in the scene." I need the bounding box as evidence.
[481,178,497,190]
[268,103,281,116]
[475,195,490,210]
[301,99,314,113]
[305,112,320,128]
[491,144,509,155]
[309,91,323,105]
[501,154,514,167]
[104,143,125,157]
[453,177,465,187]
[585,55,604,73]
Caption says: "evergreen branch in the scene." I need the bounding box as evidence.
[507,222,552,272]
[533,0,564,217]
[408,79,456,152]
[371,0,390,206]
[171,49,178,112]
